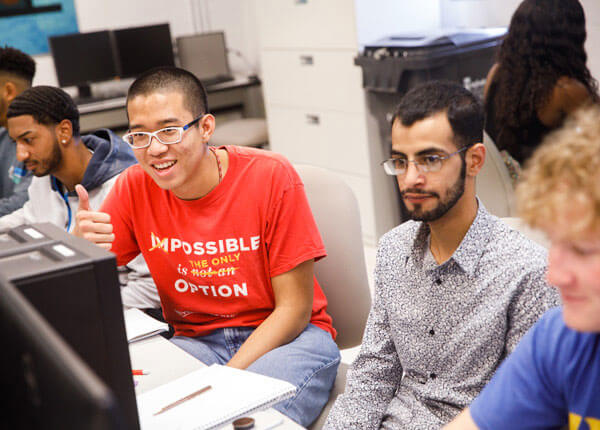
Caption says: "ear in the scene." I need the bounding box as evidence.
[2,80,18,103]
[55,119,74,145]
[465,143,486,177]
[201,114,216,142]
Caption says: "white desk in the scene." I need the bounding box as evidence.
[129,335,305,430]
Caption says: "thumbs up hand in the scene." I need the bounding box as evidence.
[73,184,115,250]
[76,183,91,212]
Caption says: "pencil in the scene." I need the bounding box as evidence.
[153,385,212,416]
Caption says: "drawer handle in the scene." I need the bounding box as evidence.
[300,55,314,66]
[305,114,320,125]
[295,0,308,4]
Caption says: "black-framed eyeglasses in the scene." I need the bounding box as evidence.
[381,145,471,176]
[123,115,204,149]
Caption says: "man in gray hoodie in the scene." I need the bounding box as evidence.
[0,85,160,309]
[0,46,34,216]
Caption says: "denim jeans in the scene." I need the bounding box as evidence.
[170,324,340,427]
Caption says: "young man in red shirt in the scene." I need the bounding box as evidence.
[74,67,340,426]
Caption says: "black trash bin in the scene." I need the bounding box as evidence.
[355,28,506,234]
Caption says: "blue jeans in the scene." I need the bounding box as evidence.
[170,324,340,427]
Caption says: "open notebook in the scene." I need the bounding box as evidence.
[137,364,296,430]
[123,308,169,343]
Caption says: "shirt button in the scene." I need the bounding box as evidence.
[429,329,435,336]
[435,279,442,285]
[430,373,437,379]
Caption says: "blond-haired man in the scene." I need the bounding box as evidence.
[444,105,600,430]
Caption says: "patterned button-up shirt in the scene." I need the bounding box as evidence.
[324,204,559,429]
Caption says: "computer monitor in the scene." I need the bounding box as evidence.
[48,31,118,99]
[114,23,175,78]
[176,31,234,86]
[0,273,126,429]
[0,223,140,430]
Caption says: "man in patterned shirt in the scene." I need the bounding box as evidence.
[324,81,559,429]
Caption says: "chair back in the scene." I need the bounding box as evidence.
[294,164,372,350]
[476,132,516,217]
[501,217,550,249]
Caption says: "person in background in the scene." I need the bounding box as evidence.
[73,67,340,427]
[0,46,34,216]
[444,104,600,430]
[324,81,559,429]
[484,0,597,171]
[0,85,160,310]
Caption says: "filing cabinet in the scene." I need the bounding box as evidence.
[257,0,358,50]
[256,0,377,245]
[260,50,366,113]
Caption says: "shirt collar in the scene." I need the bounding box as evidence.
[448,200,493,276]
[410,199,493,276]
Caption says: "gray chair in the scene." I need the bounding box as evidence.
[210,118,269,148]
[476,132,516,217]
[293,164,372,430]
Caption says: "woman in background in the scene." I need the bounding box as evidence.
[484,0,597,168]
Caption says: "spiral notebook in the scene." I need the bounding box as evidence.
[136,364,296,430]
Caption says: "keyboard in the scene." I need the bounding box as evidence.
[201,75,235,87]
[75,93,126,105]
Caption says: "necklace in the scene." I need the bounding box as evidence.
[209,146,222,183]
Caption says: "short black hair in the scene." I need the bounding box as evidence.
[392,81,483,149]
[7,86,80,136]
[127,66,208,117]
[0,46,35,84]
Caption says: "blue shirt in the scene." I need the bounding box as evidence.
[471,307,600,430]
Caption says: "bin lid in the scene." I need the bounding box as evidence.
[355,27,506,94]
[363,27,506,58]
[366,27,506,49]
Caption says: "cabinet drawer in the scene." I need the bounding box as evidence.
[257,0,358,49]
[265,106,371,176]
[261,50,366,113]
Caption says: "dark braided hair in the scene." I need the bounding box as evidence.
[7,86,80,136]
[0,46,35,84]
[493,0,598,135]
[127,66,208,118]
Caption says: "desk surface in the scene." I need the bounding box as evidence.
[129,335,305,430]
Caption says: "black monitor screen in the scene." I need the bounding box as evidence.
[48,31,118,89]
[114,23,175,78]
[0,273,126,429]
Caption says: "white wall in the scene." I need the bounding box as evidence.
[31,0,261,86]
[440,0,521,28]
[355,0,441,46]
[581,0,600,83]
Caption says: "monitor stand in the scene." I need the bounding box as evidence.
[76,84,92,100]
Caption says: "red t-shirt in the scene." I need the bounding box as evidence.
[101,146,335,338]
